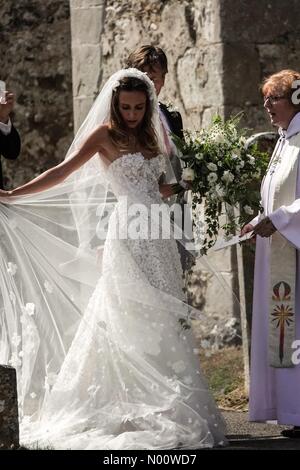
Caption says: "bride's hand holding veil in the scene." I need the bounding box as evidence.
[0,125,107,198]
[159,183,175,199]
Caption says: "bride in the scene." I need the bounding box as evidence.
[0,68,226,449]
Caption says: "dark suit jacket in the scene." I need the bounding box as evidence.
[159,102,184,182]
[159,103,194,270]
[159,102,183,140]
[0,124,21,189]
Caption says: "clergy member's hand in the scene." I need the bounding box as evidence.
[240,223,256,244]
[253,216,276,238]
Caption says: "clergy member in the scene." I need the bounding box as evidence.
[241,69,300,438]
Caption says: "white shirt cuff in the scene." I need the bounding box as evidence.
[269,207,287,232]
[0,118,12,135]
[250,214,261,227]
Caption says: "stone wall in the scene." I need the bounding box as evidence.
[0,0,73,188]
[71,0,223,130]
[70,0,300,349]
[70,0,238,349]
[220,0,300,131]
[0,366,19,449]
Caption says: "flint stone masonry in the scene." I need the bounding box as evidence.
[71,0,223,131]
[0,365,19,449]
[0,0,73,189]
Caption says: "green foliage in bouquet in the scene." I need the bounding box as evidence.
[172,115,270,255]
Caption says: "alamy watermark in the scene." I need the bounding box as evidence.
[291,80,300,105]
[95,196,204,251]
[291,340,300,365]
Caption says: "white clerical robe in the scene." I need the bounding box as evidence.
[249,112,300,425]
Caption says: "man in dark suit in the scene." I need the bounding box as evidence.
[126,46,184,186]
[126,46,193,270]
[0,90,21,189]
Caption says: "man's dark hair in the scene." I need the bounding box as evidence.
[126,45,168,74]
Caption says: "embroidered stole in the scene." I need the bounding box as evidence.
[269,134,300,367]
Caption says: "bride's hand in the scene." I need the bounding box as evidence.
[159,184,175,199]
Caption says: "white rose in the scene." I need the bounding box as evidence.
[228,124,238,139]
[214,184,226,200]
[221,171,234,184]
[243,205,254,215]
[212,132,225,144]
[207,172,218,185]
[247,155,255,165]
[182,168,195,181]
[236,160,245,171]
[207,162,218,172]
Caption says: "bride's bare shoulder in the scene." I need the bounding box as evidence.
[93,124,118,162]
[93,124,110,139]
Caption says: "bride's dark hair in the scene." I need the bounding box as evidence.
[109,76,160,154]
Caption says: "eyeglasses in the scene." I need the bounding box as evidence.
[263,95,286,106]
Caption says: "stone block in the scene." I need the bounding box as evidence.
[193,0,221,44]
[258,44,300,79]
[71,0,105,8]
[224,104,273,134]
[159,2,191,54]
[206,246,235,274]
[201,106,225,128]
[73,96,96,131]
[0,365,19,449]
[219,0,300,43]
[72,44,101,97]
[222,43,260,106]
[71,6,105,45]
[188,268,241,346]
[177,44,223,111]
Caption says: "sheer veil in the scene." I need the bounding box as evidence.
[0,68,230,448]
[0,68,182,422]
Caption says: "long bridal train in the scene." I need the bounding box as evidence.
[0,153,226,449]
[0,68,227,449]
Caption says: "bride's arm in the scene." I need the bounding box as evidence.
[159,181,192,199]
[1,125,106,197]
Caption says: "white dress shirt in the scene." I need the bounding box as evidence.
[0,118,12,135]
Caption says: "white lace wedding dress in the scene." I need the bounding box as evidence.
[17,152,226,450]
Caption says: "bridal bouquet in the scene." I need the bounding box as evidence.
[172,115,269,255]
